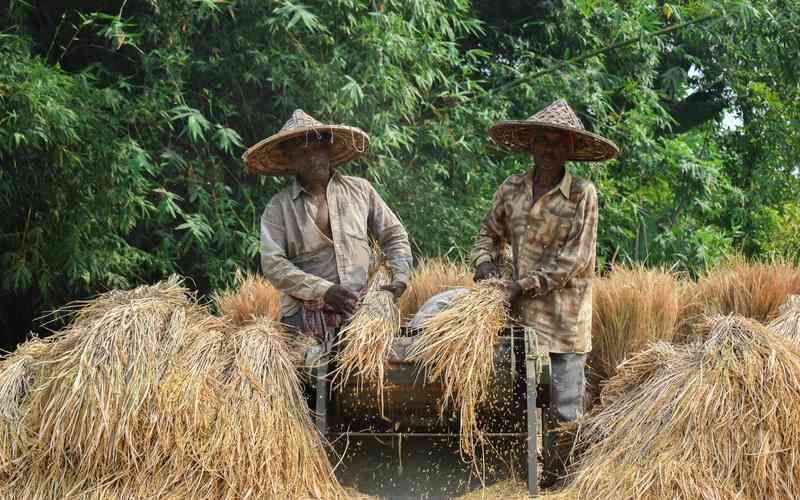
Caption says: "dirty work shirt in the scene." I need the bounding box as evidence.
[260,173,412,318]
[470,170,597,353]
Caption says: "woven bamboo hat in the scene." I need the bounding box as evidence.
[242,109,369,175]
[489,99,618,161]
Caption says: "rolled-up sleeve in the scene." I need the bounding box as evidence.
[469,187,507,268]
[366,183,413,284]
[260,203,334,301]
[518,183,597,296]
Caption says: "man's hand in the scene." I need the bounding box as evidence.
[379,281,407,300]
[323,285,359,316]
[474,261,500,282]
[505,280,523,305]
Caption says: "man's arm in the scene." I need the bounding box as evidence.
[260,202,334,301]
[366,182,413,286]
[469,186,507,277]
[517,183,598,296]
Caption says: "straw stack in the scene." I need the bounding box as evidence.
[551,315,800,500]
[398,257,472,320]
[588,266,686,402]
[684,257,800,337]
[212,270,283,323]
[768,295,800,343]
[0,337,48,481]
[196,320,345,499]
[332,268,400,413]
[0,277,346,499]
[408,280,508,458]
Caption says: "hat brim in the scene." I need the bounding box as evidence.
[242,125,370,176]
[489,121,619,161]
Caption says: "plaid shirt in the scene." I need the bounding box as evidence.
[470,170,598,353]
[261,174,412,318]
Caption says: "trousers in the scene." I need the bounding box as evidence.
[543,352,586,486]
[549,352,586,423]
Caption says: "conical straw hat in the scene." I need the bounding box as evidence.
[489,99,618,161]
[242,109,370,175]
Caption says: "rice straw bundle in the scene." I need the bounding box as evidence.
[407,280,508,458]
[20,277,202,482]
[550,315,800,500]
[198,319,345,499]
[682,256,800,338]
[212,270,283,323]
[332,268,400,413]
[0,337,48,480]
[768,295,800,343]
[588,265,686,402]
[398,257,472,320]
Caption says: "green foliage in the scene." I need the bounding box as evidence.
[1,0,800,343]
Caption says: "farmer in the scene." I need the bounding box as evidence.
[469,99,618,485]
[242,109,412,339]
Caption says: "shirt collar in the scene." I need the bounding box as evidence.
[526,168,573,199]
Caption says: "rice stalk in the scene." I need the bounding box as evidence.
[767,295,800,343]
[682,256,800,339]
[587,265,686,403]
[549,314,800,500]
[407,280,508,459]
[0,337,48,479]
[332,268,399,415]
[22,277,202,481]
[398,257,472,321]
[196,319,346,499]
[212,270,282,323]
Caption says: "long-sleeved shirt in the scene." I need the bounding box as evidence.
[261,173,412,318]
[470,169,598,353]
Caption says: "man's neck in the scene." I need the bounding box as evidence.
[532,164,565,190]
[298,176,331,197]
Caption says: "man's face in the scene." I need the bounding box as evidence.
[530,130,573,172]
[286,138,334,186]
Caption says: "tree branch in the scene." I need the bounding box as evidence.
[492,13,721,96]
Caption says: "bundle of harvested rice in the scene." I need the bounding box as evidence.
[332,268,400,413]
[198,319,345,499]
[683,256,800,337]
[0,337,48,480]
[212,270,282,323]
[551,315,800,500]
[768,295,800,343]
[588,265,685,402]
[19,277,204,482]
[407,280,508,458]
[398,257,472,320]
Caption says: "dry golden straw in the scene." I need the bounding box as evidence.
[683,256,800,338]
[193,319,346,499]
[407,280,508,458]
[768,294,800,343]
[332,268,400,414]
[588,265,686,403]
[549,315,800,500]
[212,269,283,323]
[398,256,472,320]
[0,278,347,499]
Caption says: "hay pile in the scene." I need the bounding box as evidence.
[408,280,508,458]
[212,270,282,322]
[399,257,472,320]
[551,315,800,500]
[0,277,345,499]
[685,256,800,334]
[333,268,400,413]
[768,295,800,343]
[588,266,686,401]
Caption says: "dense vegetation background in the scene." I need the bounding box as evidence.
[2,0,799,350]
